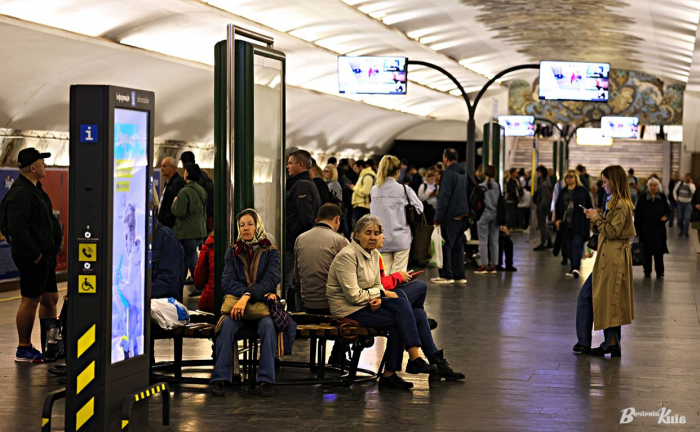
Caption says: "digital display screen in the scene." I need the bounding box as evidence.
[499,115,535,137]
[539,61,610,102]
[111,108,148,364]
[601,116,639,139]
[338,56,407,95]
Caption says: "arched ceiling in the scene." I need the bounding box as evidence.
[1,0,699,153]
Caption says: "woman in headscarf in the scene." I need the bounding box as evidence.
[634,178,670,278]
[211,209,281,397]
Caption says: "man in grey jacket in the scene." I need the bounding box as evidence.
[294,204,349,314]
[432,148,469,284]
[534,166,553,251]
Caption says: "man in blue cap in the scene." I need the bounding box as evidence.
[0,148,62,362]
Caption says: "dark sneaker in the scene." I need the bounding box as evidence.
[259,382,274,397]
[504,266,517,272]
[657,274,664,279]
[573,270,580,279]
[405,357,437,375]
[428,318,438,330]
[378,373,413,390]
[428,350,465,382]
[211,381,225,397]
[533,244,546,251]
[474,265,489,275]
[487,265,498,274]
[15,345,43,363]
[572,343,591,354]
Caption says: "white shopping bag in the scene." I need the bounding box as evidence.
[429,225,444,269]
[151,298,190,330]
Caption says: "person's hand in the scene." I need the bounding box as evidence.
[661,216,668,222]
[583,208,598,220]
[384,291,398,299]
[231,296,249,320]
[500,226,510,235]
[695,204,700,210]
[369,298,381,311]
[33,253,42,264]
[348,184,355,190]
[398,271,412,282]
[265,293,277,302]
[555,220,561,230]
[173,196,178,202]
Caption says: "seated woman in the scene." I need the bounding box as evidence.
[327,215,460,390]
[194,232,215,312]
[211,209,280,397]
[376,232,464,382]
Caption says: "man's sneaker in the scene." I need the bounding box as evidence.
[565,272,574,278]
[487,265,498,274]
[428,350,465,382]
[474,266,489,274]
[15,345,43,363]
[405,357,437,374]
[454,279,467,284]
[573,270,580,279]
[431,277,454,284]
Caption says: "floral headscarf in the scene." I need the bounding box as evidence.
[232,209,271,261]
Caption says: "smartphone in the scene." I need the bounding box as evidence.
[409,270,425,276]
[579,204,587,210]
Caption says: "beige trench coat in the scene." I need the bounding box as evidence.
[591,202,636,331]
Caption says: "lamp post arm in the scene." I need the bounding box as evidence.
[472,64,540,112]
[406,60,472,112]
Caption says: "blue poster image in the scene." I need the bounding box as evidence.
[111,108,148,364]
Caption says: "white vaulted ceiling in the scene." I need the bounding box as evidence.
[0,0,699,153]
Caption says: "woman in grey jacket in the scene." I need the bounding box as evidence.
[475,165,504,274]
[369,155,423,274]
[326,215,437,390]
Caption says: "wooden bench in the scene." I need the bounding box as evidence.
[150,311,388,388]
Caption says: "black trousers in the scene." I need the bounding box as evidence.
[498,235,513,268]
[642,248,665,276]
[506,202,518,229]
[439,218,467,280]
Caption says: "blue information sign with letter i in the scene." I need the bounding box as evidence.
[80,124,98,143]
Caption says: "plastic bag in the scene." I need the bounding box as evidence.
[429,225,444,269]
[151,298,190,330]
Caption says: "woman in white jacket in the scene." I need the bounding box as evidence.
[370,155,423,274]
[673,173,696,237]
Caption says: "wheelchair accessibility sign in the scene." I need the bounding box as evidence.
[79,275,97,294]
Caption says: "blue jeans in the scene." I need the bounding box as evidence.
[576,275,593,347]
[394,281,438,357]
[601,326,622,350]
[180,238,203,278]
[477,214,499,266]
[678,202,692,235]
[668,200,677,227]
[347,297,423,372]
[570,234,584,271]
[211,316,276,383]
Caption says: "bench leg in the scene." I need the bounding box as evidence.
[233,342,240,378]
[249,338,258,389]
[174,337,183,379]
[317,338,326,379]
[344,342,364,387]
[309,337,317,372]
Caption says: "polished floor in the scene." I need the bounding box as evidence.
[3,226,700,431]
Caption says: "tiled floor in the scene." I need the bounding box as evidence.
[2,227,699,431]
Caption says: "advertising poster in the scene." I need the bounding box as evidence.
[111,108,148,364]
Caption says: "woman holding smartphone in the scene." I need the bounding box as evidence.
[574,165,636,357]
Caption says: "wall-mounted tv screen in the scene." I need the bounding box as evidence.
[499,115,535,137]
[539,61,610,102]
[338,56,407,95]
[601,116,639,139]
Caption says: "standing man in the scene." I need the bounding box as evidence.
[1,148,62,362]
[533,166,553,251]
[668,172,680,227]
[673,173,695,238]
[180,151,214,232]
[431,148,469,284]
[286,149,321,310]
[505,168,522,229]
[157,157,186,229]
[294,204,348,314]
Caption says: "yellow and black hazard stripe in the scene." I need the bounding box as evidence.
[75,324,97,430]
[122,383,168,430]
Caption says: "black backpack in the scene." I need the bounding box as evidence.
[199,172,215,217]
[469,185,487,222]
[328,190,345,217]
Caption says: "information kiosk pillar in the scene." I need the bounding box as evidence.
[66,85,154,431]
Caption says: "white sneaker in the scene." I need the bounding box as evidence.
[454,279,467,284]
[431,277,455,284]
[565,272,574,277]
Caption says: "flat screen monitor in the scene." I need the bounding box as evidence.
[601,116,639,139]
[539,61,610,102]
[111,108,148,364]
[338,56,407,95]
[499,115,535,137]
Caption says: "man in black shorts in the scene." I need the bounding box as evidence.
[1,148,62,362]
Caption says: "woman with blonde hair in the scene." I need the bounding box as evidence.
[369,155,423,273]
[554,170,592,279]
[575,165,636,357]
[323,165,343,201]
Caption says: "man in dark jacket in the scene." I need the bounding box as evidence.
[533,166,553,251]
[505,168,523,229]
[157,157,186,229]
[285,149,321,310]
[152,220,187,302]
[1,148,62,363]
[432,148,469,284]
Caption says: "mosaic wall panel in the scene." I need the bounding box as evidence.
[508,70,684,125]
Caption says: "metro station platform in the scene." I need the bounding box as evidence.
[2,227,699,431]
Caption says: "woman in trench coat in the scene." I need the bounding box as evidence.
[573,165,636,357]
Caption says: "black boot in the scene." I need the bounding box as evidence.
[378,373,413,390]
[428,350,465,381]
[405,357,437,374]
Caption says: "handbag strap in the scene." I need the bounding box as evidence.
[402,184,412,206]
